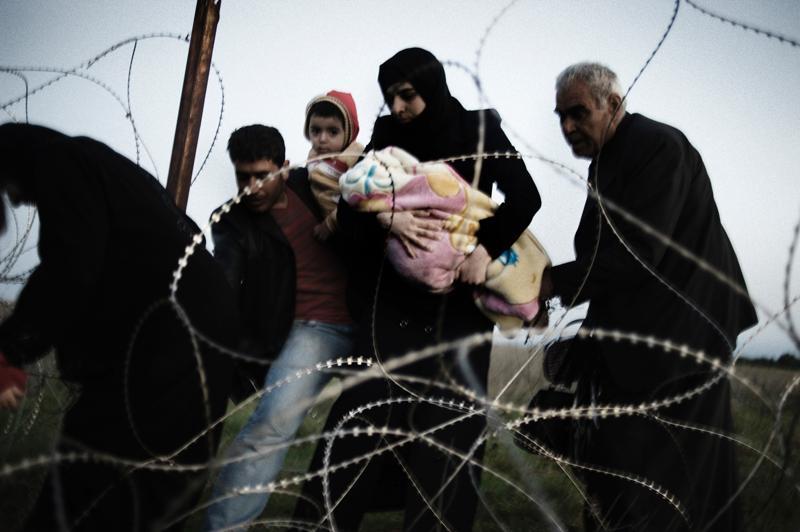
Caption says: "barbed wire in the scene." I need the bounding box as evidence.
[686,0,800,48]
[0,1,799,531]
[126,41,141,166]
[0,32,224,186]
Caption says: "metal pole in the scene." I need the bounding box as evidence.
[166,0,221,211]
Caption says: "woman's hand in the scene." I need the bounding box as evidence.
[377,209,445,258]
[0,351,27,410]
[456,244,491,285]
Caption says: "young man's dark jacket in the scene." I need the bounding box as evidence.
[211,167,339,401]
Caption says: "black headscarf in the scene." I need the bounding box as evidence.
[0,123,66,199]
[372,47,469,161]
[0,123,66,232]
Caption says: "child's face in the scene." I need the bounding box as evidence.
[233,158,287,213]
[308,114,346,156]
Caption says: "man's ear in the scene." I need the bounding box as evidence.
[280,160,290,181]
[608,93,623,116]
[0,194,6,235]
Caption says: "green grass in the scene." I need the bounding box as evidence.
[2,361,798,531]
[729,365,800,531]
[0,355,69,531]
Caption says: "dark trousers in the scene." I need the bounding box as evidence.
[577,376,742,532]
[294,377,487,532]
[24,303,233,531]
[294,296,492,532]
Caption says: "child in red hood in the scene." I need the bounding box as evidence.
[303,90,364,240]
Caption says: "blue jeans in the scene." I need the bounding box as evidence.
[204,320,354,531]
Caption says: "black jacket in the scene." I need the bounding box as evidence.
[0,129,235,383]
[210,168,327,397]
[340,108,541,333]
[0,122,239,532]
[551,113,757,395]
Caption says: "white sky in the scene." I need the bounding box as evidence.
[0,0,798,357]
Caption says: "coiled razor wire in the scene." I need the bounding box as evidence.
[0,32,225,185]
[1,1,799,530]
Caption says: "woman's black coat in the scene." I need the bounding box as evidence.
[0,123,236,530]
[294,48,541,531]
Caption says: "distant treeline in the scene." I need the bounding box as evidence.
[740,353,800,370]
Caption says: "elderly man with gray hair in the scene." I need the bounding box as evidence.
[540,62,757,530]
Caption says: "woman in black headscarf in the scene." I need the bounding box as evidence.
[293,48,540,531]
[0,123,236,531]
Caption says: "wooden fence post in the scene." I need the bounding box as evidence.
[166,0,221,211]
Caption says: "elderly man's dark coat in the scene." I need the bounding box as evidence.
[550,113,757,531]
[0,123,236,531]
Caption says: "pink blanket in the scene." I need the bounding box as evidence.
[341,147,550,331]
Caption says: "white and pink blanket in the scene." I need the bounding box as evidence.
[340,146,550,331]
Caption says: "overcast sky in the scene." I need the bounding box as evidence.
[1,0,798,357]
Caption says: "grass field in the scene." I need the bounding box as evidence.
[1,351,798,531]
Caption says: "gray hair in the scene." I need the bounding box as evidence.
[556,62,626,112]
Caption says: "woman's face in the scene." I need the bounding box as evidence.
[386,82,426,124]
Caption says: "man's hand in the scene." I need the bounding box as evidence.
[530,306,550,329]
[0,385,23,410]
[539,267,554,299]
[457,244,491,285]
[377,209,445,258]
[313,223,333,242]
